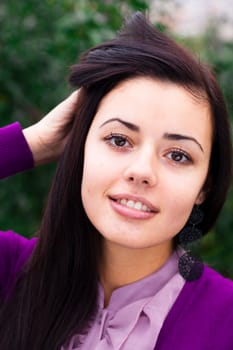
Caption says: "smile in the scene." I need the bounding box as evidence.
[116,198,152,212]
[109,194,158,220]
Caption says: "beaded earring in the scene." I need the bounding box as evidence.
[178,205,204,281]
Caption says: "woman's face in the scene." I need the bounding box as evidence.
[81,77,212,253]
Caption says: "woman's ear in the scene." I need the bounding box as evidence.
[196,175,212,205]
[195,190,206,205]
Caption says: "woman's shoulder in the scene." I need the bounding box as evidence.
[178,264,233,314]
[206,263,233,285]
[0,230,37,298]
[156,265,233,349]
[201,264,233,301]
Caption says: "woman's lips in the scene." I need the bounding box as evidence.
[109,194,159,220]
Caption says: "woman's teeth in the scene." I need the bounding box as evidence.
[117,199,151,212]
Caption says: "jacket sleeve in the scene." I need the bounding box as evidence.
[0,230,37,299]
[0,124,36,298]
[0,122,34,179]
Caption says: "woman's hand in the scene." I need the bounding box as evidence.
[23,90,78,166]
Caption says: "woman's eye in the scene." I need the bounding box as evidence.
[104,134,131,149]
[167,150,191,163]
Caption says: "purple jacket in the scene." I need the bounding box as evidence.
[1,123,233,350]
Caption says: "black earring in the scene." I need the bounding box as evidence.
[178,206,204,281]
[178,205,204,247]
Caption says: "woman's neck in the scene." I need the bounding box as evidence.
[99,240,173,307]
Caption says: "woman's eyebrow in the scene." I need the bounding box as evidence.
[99,120,204,152]
[100,118,140,132]
[163,132,204,152]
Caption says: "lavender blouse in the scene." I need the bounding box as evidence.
[62,253,185,350]
[1,123,233,350]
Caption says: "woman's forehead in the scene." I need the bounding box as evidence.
[94,77,211,129]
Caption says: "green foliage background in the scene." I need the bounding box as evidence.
[0,1,232,277]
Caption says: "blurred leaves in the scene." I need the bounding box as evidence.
[177,24,233,277]
[201,31,233,278]
[0,0,148,120]
[0,0,148,236]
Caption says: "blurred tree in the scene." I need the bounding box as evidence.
[200,28,233,278]
[0,0,148,235]
[0,0,148,120]
[177,23,233,277]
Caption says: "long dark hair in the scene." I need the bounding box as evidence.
[0,12,232,349]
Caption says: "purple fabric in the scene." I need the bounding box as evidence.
[0,122,35,297]
[155,266,233,350]
[0,230,36,299]
[0,122,34,179]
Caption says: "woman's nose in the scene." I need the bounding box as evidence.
[123,150,157,187]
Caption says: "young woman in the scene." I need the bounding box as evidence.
[0,12,232,350]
